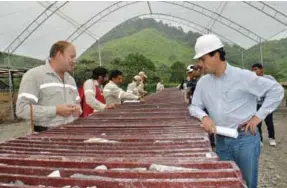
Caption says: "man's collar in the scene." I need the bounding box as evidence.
[210,62,231,79]
[110,80,117,86]
[44,61,55,74]
[44,60,70,80]
[224,62,232,76]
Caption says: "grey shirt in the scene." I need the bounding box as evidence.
[16,62,81,127]
[127,82,140,96]
[103,81,139,105]
[137,81,147,96]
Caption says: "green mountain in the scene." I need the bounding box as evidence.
[0,52,44,69]
[80,28,194,66]
[223,38,287,81]
[93,18,201,48]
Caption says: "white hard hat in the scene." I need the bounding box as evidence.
[193,34,224,59]
[186,64,194,73]
[139,71,147,78]
[134,75,142,81]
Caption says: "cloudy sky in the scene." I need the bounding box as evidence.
[0,1,287,60]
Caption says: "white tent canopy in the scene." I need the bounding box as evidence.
[1,1,287,60]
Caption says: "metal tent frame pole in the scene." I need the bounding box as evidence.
[4,1,68,55]
[260,38,264,65]
[66,1,265,48]
[98,39,102,67]
[244,1,287,28]
[241,50,244,68]
[8,67,15,121]
[4,0,287,61]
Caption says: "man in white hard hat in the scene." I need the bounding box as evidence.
[184,65,194,103]
[137,71,148,96]
[189,34,284,188]
[185,64,202,104]
[127,75,142,97]
[186,64,194,75]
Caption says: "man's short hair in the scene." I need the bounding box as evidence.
[109,70,123,80]
[92,67,108,80]
[49,41,71,58]
[208,48,226,61]
[252,63,263,69]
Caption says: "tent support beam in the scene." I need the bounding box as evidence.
[241,50,244,68]
[66,2,139,42]
[207,2,228,32]
[72,13,244,60]
[97,40,102,67]
[176,1,265,43]
[244,1,287,28]
[260,38,263,65]
[8,68,15,120]
[38,1,99,41]
[4,1,68,55]
[66,1,264,49]
[147,1,152,14]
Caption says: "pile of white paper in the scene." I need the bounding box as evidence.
[123,100,140,103]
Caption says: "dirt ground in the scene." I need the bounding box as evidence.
[258,108,287,188]
[0,102,11,122]
[0,121,31,143]
[0,108,286,187]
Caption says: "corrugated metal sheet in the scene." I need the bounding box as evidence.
[0,88,246,188]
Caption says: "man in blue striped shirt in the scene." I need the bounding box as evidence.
[189,34,284,188]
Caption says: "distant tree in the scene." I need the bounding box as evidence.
[157,63,170,82]
[78,59,96,65]
[178,26,184,32]
[169,61,186,83]
[109,53,156,86]
[185,31,201,46]
[74,59,99,86]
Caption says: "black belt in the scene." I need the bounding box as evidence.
[34,125,48,132]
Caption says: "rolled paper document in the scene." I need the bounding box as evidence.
[216,126,239,138]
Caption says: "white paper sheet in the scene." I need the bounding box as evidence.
[216,126,239,138]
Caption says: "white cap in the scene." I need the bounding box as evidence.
[133,75,142,81]
[186,64,194,73]
[139,71,147,78]
[193,34,224,59]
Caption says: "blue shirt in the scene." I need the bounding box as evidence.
[257,75,276,105]
[189,63,284,129]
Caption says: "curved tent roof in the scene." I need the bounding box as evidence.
[1,1,287,61]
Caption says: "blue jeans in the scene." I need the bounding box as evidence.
[216,129,261,188]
